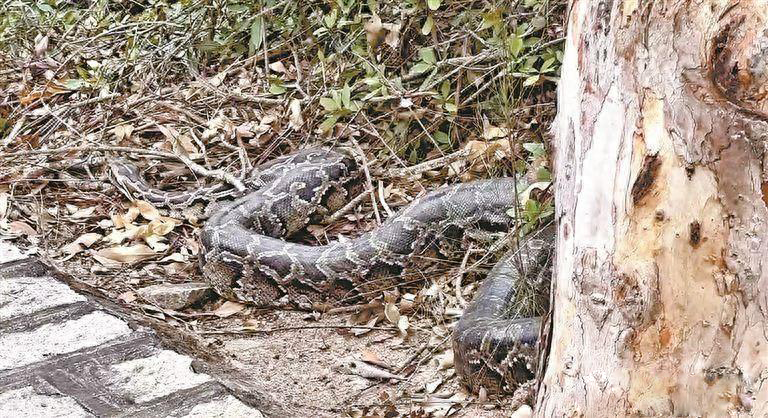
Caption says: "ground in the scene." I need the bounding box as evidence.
[1,1,562,416]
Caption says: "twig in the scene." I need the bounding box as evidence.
[455,246,483,309]
[199,324,397,335]
[350,139,382,225]
[2,115,26,148]
[377,180,393,217]
[388,148,470,177]
[291,47,308,98]
[462,68,508,106]
[65,92,122,109]
[395,342,432,375]
[321,189,373,225]
[159,101,207,126]
[0,145,246,192]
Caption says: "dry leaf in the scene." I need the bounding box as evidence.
[214,301,246,318]
[60,232,102,257]
[420,393,466,417]
[382,22,402,49]
[112,124,134,142]
[93,244,157,264]
[425,379,443,394]
[34,34,49,58]
[433,350,454,370]
[360,350,389,369]
[384,303,400,325]
[118,291,137,303]
[65,204,97,219]
[134,200,160,220]
[209,70,227,87]
[160,252,185,263]
[364,15,384,47]
[0,193,8,218]
[482,116,511,140]
[336,357,404,381]
[352,315,380,337]
[8,221,37,237]
[288,99,304,129]
[269,61,287,73]
[397,315,409,335]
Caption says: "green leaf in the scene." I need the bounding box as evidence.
[523,142,545,157]
[524,199,541,223]
[409,148,420,163]
[249,17,264,56]
[523,75,540,86]
[269,83,286,94]
[348,101,362,112]
[408,62,433,76]
[540,57,556,73]
[481,10,501,30]
[320,97,339,112]
[324,8,338,28]
[443,102,457,113]
[434,131,450,144]
[509,35,524,57]
[427,0,441,11]
[341,84,351,109]
[440,81,451,98]
[319,115,338,132]
[64,79,90,90]
[419,48,436,65]
[421,16,434,35]
[531,16,547,30]
[537,167,552,182]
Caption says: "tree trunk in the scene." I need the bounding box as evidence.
[537,1,768,416]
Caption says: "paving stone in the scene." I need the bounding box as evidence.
[0,241,26,263]
[172,395,264,418]
[0,386,93,418]
[108,350,212,403]
[0,244,274,417]
[136,282,213,310]
[0,276,87,321]
[0,311,131,370]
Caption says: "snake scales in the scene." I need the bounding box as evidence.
[110,147,554,392]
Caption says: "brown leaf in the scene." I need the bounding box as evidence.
[8,221,37,237]
[118,291,137,303]
[112,124,134,142]
[352,315,380,337]
[383,303,400,325]
[360,349,389,368]
[60,232,102,257]
[269,61,287,73]
[93,244,157,264]
[213,301,246,318]
[134,200,160,221]
[364,15,384,47]
[288,99,304,129]
[0,193,9,219]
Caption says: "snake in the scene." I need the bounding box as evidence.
[108,147,554,393]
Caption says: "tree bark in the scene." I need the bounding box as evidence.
[537,1,768,416]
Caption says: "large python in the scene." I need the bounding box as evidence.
[109,147,554,392]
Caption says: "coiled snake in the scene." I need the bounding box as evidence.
[109,147,554,393]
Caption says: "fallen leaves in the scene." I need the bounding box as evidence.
[60,232,102,259]
[92,244,156,266]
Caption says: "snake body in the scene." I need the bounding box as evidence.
[110,147,553,392]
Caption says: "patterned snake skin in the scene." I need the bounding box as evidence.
[452,227,553,393]
[109,147,553,392]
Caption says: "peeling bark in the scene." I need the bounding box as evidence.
[536,1,768,416]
